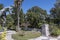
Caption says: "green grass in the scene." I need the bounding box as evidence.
[12,30,41,40]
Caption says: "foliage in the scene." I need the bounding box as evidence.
[0,28,7,40]
[0,25,2,31]
[12,30,41,40]
[50,0,60,24]
[6,14,16,30]
[27,6,47,15]
[50,25,60,37]
[19,9,25,24]
[0,4,4,10]
[26,6,47,28]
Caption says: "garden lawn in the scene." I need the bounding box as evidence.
[12,30,41,40]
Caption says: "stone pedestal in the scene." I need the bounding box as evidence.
[42,24,50,36]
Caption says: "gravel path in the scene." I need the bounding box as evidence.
[6,30,16,40]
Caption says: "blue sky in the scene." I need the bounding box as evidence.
[0,0,56,14]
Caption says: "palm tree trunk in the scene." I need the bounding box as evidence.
[14,0,23,31]
[17,7,21,31]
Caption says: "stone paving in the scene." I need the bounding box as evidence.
[1,30,60,40]
[6,30,16,40]
[29,36,60,40]
[5,31,60,40]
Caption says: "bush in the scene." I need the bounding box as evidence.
[0,28,7,40]
[0,25,3,30]
[12,30,41,40]
[38,23,42,28]
[50,26,60,37]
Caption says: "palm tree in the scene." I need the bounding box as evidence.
[14,0,24,31]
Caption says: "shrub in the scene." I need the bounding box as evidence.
[0,25,2,31]
[0,27,7,40]
[38,23,42,28]
[50,26,60,37]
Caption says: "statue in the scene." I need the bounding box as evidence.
[2,11,6,27]
[0,7,12,27]
[0,8,6,27]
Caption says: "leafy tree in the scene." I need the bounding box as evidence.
[6,14,16,30]
[27,6,47,15]
[26,6,47,28]
[50,0,60,25]
[49,0,60,36]
[19,9,25,24]
[0,4,4,10]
